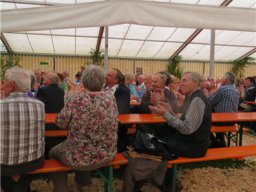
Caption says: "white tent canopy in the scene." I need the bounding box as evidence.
[1,0,256,32]
[0,0,255,61]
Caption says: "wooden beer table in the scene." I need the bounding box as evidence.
[130,100,141,106]
[46,112,256,145]
[118,112,256,146]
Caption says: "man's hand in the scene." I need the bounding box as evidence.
[149,101,173,115]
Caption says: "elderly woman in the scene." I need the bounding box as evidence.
[49,65,118,192]
[124,73,139,100]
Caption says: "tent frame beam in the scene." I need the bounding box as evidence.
[96,27,104,52]
[169,0,233,60]
[0,33,13,54]
[237,48,256,60]
[1,0,59,6]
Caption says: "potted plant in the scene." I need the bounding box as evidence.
[167,55,183,79]
[230,57,254,78]
[89,48,104,67]
[1,54,21,80]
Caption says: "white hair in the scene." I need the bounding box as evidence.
[5,66,31,91]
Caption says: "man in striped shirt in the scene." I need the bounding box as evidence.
[0,67,45,192]
[149,71,211,158]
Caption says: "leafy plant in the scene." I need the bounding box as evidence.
[230,57,254,78]
[167,55,183,79]
[89,48,104,67]
[1,54,21,80]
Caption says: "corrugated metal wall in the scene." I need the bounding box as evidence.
[2,54,256,81]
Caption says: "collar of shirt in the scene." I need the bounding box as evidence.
[105,84,119,95]
[138,83,145,88]
[247,85,255,90]
[223,83,235,88]
[8,92,27,99]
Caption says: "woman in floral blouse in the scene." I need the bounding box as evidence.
[49,65,118,192]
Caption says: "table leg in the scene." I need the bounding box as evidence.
[239,124,243,146]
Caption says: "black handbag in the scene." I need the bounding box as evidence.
[134,130,178,160]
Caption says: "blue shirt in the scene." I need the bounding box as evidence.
[128,83,138,96]
[208,84,239,112]
[137,83,146,100]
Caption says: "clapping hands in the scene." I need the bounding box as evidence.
[149,101,173,116]
[150,88,164,105]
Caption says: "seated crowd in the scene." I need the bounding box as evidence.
[0,65,255,192]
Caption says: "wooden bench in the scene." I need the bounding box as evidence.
[28,153,128,192]
[167,145,256,191]
[211,125,250,146]
[27,145,256,192]
[44,130,68,137]
[211,125,239,146]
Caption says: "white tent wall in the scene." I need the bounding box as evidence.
[1,0,255,77]
[2,54,255,81]
[1,0,256,32]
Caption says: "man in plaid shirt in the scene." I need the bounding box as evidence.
[0,67,45,192]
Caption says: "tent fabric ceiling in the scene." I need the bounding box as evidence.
[0,0,255,62]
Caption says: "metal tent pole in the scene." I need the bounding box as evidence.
[209,29,215,79]
[103,26,109,72]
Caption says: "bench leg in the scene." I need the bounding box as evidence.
[108,167,113,192]
[166,165,177,192]
[172,165,178,192]
[239,124,243,146]
[227,132,231,147]
[98,167,114,192]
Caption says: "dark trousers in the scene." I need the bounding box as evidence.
[117,124,129,152]
[1,156,44,192]
[45,124,65,159]
[210,122,235,148]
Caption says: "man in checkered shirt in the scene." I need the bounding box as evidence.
[0,67,45,192]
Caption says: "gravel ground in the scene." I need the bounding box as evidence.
[31,133,256,192]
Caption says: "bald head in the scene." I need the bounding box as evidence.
[43,72,59,86]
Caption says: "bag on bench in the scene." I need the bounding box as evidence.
[133,130,178,160]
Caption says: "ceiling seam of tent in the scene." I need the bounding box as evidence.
[26,33,34,54]
[169,28,203,60]
[189,44,205,60]
[50,29,55,55]
[152,27,178,59]
[221,47,243,61]
[116,24,131,57]
[4,32,255,48]
[75,28,77,55]
[134,26,155,58]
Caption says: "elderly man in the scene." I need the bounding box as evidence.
[36,72,64,113]
[150,71,211,157]
[139,72,178,114]
[105,68,130,152]
[105,68,130,114]
[144,74,152,91]
[0,67,45,192]
[239,76,256,112]
[36,72,65,158]
[207,72,239,147]
[123,72,211,192]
